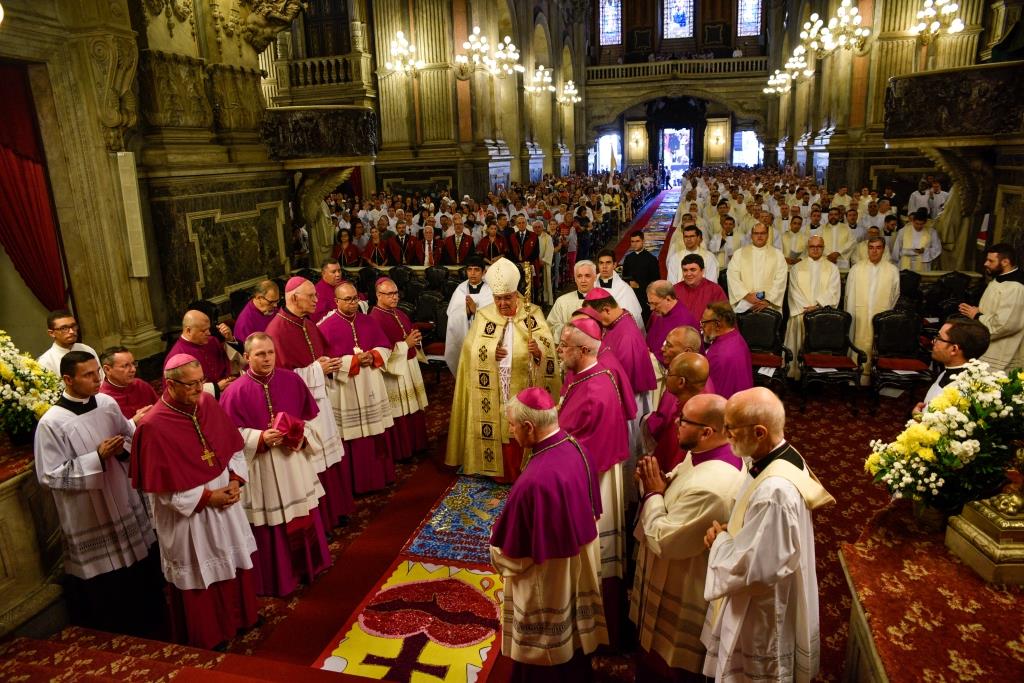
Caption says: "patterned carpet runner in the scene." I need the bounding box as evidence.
[316,476,509,682]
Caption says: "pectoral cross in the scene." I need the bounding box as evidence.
[202,449,217,466]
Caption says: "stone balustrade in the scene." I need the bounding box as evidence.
[289,54,358,88]
[586,56,769,83]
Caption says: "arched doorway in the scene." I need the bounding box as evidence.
[530,21,553,176]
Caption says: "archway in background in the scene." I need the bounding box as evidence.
[597,132,622,171]
[560,43,575,173]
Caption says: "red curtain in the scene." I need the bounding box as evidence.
[0,63,68,311]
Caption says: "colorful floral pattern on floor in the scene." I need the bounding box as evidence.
[403,476,510,565]
[316,558,502,683]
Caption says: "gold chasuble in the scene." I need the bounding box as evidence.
[445,296,559,477]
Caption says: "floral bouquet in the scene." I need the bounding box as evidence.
[865,359,1024,513]
[0,330,62,438]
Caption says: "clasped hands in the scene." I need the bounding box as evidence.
[494,339,541,361]
[209,480,241,509]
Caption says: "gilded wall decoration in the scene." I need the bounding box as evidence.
[141,0,195,39]
[261,107,378,159]
[208,63,264,131]
[885,62,1024,139]
[88,35,139,151]
[138,50,214,129]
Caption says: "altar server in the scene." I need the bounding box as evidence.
[701,387,835,682]
[631,393,745,681]
[958,243,1024,371]
[444,256,494,376]
[36,351,163,637]
[37,310,101,378]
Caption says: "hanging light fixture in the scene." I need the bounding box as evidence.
[763,69,792,95]
[911,0,965,44]
[821,0,871,52]
[492,36,525,77]
[385,31,425,75]
[556,80,581,105]
[524,64,555,96]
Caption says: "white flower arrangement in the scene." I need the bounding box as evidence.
[865,359,1024,512]
[0,330,62,436]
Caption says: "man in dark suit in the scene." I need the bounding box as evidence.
[442,219,474,266]
[393,220,422,266]
[507,214,539,266]
[419,225,441,267]
[621,230,660,320]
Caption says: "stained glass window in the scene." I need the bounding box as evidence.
[737,0,763,36]
[663,0,695,39]
[600,0,622,46]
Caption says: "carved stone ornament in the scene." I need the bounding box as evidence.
[239,0,306,54]
[89,35,139,151]
[885,61,1024,139]
[141,0,195,38]
[138,50,214,130]
[261,107,378,160]
[208,63,265,131]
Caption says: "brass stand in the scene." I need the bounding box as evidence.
[945,493,1024,584]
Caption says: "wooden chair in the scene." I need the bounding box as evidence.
[870,309,933,410]
[798,307,866,413]
[736,309,791,394]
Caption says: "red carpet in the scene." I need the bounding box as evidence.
[612,190,669,260]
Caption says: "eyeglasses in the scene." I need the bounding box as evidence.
[51,324,79,332]
[335,296,360,302]
[699,319,719,328]
[168,376,207,390]
[258,296,280,305]
[934,336,955,345]
[378,290,399,297]
[556,342,582,350]
[675,416,711,429]
[723,423,759,434]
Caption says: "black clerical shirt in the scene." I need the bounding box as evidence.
[748,441,804,479]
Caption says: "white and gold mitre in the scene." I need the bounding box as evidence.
[484,257,520,295]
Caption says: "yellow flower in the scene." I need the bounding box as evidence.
[865,453,882,475]
[33,403,50,419]
[917,447,936,462]
[0,361,12,381]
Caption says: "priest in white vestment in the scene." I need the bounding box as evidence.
[819,212,856,269]
[727,223,788,314]
[35,351,162,636]
[709,216,745,271]
[852,226,893,264]
[548,259,598,340]
[596,249,645,330]
[37,310,101,378]
[845,237,900,378]
[779,215,809,266]
[666,224,719,285]
[702,388,834,682]
[444,256,494,375]
[892,208,942,272]
[631,394,745,679]
[784,237,842,378]
[958,243,1024,371]
[131,354,259,649]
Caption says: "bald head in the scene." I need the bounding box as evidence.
[667,351,709,403]
[725,387,786,458]
[684,392,727,432]
[663,325,702,365]
[181,309,212,345]
[182,309,209,329]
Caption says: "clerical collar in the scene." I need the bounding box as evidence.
[599,278,613,287]
[468,282,484,294]
[748,440,803,479]
[281,306,305,321]
[104,378,130,389]
[576,290,586,299]
[996,268,1023,284]
[57,391,97,415]
[577,360,598,374]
